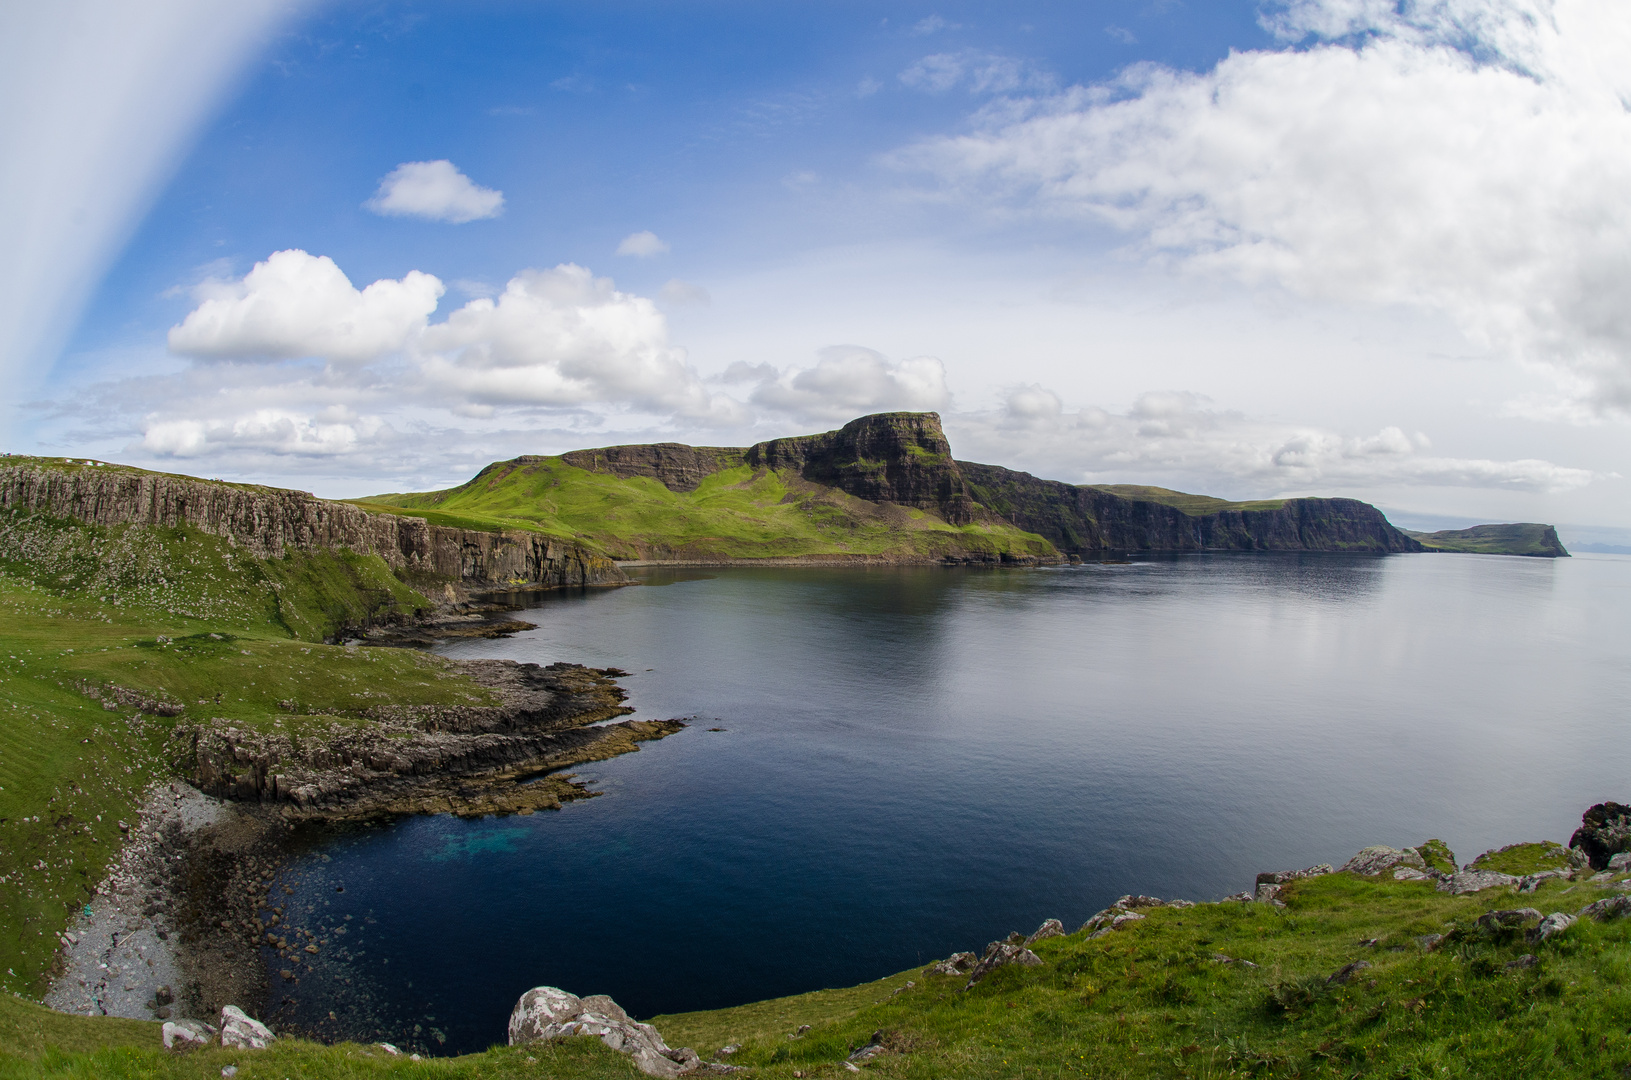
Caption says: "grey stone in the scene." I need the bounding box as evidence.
[218,1006,274,1050]
[1578,895,1631,921]
[1025,918,1064,946]
[161,1019,215,1050]
[1609,852,1631,872]
[1527,912,1576,944]
[963,942,1044,989]
[1255,865,1334,887]
[508,986,698,1079]
[1393,867,1432,881]
[925,951,978,976]
[1436,870,1520,895]
[1341,847,1427,877]
[1475,908,1543,933]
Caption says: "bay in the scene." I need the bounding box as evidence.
[264,553,1631,1054]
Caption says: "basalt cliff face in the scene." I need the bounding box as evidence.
[0,461,623,589]
[543,412,1418,556]
[557,412,978,525]
[959,462,1424,556]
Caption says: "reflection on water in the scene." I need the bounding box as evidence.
[267,553,1630,1055]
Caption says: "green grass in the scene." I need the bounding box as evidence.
[1406,524,1569,557]
[361,459,1055,562]
[1467,843,1577,876]
[0,513,498,1002]
[1089,486,1290,517]
[12,868,1631,1077]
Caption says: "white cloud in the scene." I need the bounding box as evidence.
[899,51,1056,95]
[616,230,670,257]
[750,346,951,421]
[911,15,958,36]
[364,160,504,223]
[950,386,1599,494]
[417,264,741,422]
[143,407,390,459]
[896,0,1631,417]
[167,249,444,364]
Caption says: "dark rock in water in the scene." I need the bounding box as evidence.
[1571,802,1631,870]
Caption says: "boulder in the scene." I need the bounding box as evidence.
[1326,961,1371,985]
[963,941,1044,989]
[508,986,698,1079]
[925,951,978,976]
[1392,867,1432,881]
[1025,918,1064,946]
[1256,865,1334,887]
[161,1019,215,1050]
[1609,852,1631,873]
[1086,911,1146,939]
[1475,908,1542,933]
[1571,802,1631,870]
[218,1006,275,1050]
[1578,895,1631,921]
[1436,870,1520,895]
[1528,912,1576,944]
[1517,869,1573,893]
[1340,847,1428,877]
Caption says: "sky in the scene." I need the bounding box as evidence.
[5,0,1631,544]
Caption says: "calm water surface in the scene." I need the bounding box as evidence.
[266,553,1631,1053]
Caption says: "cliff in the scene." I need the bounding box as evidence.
[1406,523,1570,557]
[959,462,1423,555]
[0,459,624,590]
[553,412,977,525]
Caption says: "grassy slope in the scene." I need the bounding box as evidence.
[359,460,1055,561]
[1089,485,1289,517]
[10,865,1631,1077]
[1407,524,1568,556]
[0,511,500,1006]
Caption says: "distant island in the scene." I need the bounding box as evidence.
[1403,523,1570,557]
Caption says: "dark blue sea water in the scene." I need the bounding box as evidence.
[264,553,1631,1054]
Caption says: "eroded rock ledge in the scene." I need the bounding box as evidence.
[169,660,683,821]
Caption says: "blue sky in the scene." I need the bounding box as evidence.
[7,0,1631,542]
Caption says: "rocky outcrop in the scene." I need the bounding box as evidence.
[744,412,977,525]
[170,660,683,820]
[959,461,1422,555]
[1571,802,1631,869]
[0,460,623,590]
[559,444,747,493]
[508,987,705,1078]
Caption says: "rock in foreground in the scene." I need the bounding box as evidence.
[509,987,703,1078]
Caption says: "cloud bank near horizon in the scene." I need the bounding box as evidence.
[45,248,1588,499]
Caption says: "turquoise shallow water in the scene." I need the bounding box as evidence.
[265,553,1631,1054]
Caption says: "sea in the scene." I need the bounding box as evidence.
[261,552,1631,1054]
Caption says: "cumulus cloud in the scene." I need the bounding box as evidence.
[749,346,951,421]
[418,264,740,421]
[364,160,504,223]
[167,249,443,364]
[616,230,670,257]
[899,51,1055,95]
[896,0,1631,417]
[951,386,1598,494]
[142,407,391,459]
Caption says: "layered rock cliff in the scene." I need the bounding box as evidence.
[0,459,623,589]
[960,462,1424,555]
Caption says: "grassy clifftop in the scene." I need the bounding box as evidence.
[6,842,1631,1078]
[359,456,1052,563]
[1406,524,1570,557]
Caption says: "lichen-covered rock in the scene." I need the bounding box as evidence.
[1436,870,1520,895]
[1528,912,1576,944]
[218,1005,274,1049]
[1571,803,1631,870]
[963,942,1044,988]
[1475,908,1542,933]
[1025,918,1064,946]
[925,951,978,976]
[161,1019,215,1050]
[508,987,699,1079]
[1578,895,1631,921]
[1341,846,1428,876]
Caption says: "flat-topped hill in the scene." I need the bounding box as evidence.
[360,412,1428,560]
[1406,523,1570,557]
